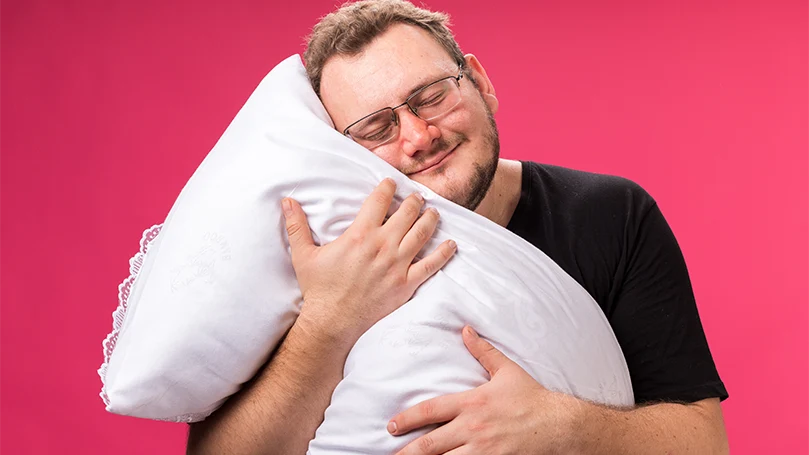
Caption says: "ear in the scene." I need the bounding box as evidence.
[464,54,499,115]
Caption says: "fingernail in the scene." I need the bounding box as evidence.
[448,239,457,249]
[387,421,397,434]
[413,192,424,203]
[282,198,292,216]
[465,326,478,338]
[431,208,440,217]
[383,177,396,187]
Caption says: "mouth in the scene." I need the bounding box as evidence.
[413,145,457,176]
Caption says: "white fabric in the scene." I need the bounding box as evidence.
[99,54,633,451]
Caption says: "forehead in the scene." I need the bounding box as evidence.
[319,23,458,130]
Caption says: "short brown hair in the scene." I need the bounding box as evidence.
[303,0,466,97]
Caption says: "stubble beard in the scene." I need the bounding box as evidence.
[404,102,501,211]
[454,106,500,211]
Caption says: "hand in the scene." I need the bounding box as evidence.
[281,178,457,345]
[389,326,583,455]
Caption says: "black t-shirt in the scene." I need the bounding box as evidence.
[506,161,728,405]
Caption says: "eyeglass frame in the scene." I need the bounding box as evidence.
[342,65,465,146]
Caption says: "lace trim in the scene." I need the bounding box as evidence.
[95,224,227,423]
[98,224,163,412]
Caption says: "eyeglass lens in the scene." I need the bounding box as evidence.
[348,77,461,148]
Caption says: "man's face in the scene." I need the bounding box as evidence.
[319,24,500,210]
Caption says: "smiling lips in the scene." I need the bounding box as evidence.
[414,146,456,175]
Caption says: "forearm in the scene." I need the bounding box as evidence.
[572,398,728,454]
[186,316,354,455]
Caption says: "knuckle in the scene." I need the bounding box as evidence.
[375,238,394,256]
[401,201,420,218]
[417,435,436,452]
[373,192,391,207]
[420,259,436,277]
[419,400,435,420]
[379,254,401,272]
[466,418,488,433]
[371,247,398,273]
[391,273,409,292]
[346,228,368,245]
[285,221,301,236]
[415,225,430,243]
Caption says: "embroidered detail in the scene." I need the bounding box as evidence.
[169,232,232,293]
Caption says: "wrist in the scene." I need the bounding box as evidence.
[541,392,594,455]
[295,303,362,351]
[564,397,624,455]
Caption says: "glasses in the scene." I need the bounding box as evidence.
[343,66,464,149]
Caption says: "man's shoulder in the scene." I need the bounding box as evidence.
[521,161,656,214]
[523,161,648,197]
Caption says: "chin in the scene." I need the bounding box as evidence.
[420,152,497,211]
[412,105,501,210]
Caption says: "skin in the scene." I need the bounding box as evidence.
[187,23,729,454]
[320,28,504,213]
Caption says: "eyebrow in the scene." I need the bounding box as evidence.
[342,66,458,132]
[402,70,452,100]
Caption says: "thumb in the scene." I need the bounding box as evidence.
[462,326,511,377]
[282,198,315,256]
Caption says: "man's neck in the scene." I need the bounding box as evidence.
[474,159,523,227]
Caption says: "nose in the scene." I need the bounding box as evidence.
[396,107,440,157]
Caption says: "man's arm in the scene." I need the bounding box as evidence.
[187,180,456,454]
[186,315,353,455]
[389,326,728,455]
[568,180,728,452]
[575,398,728,454]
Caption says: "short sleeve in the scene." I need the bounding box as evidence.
[609,197,728,404]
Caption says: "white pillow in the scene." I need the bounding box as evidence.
[99,55,633,450]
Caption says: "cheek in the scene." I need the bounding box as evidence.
[442,97,488,137]
[369,146,401,169]
[443,103,475,129]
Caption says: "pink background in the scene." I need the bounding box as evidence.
[2,0,807,453]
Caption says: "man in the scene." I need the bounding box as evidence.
[187,0,729,453]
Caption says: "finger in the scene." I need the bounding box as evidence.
[393,422,465,455]
[282,198,316,259]
[441,446,475,455]
[398,207,439,259]
[405,239,457,286]
[383,192,425,239]
[388,393,466,436]
[354,178,397,228]
[462,326,512,377]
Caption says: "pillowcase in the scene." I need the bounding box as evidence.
[99,55,633,449]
